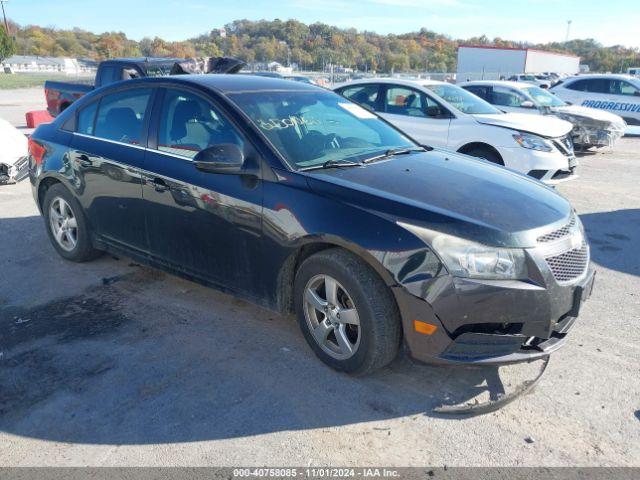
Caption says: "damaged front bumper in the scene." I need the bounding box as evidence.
[551,109,627,149]
[394,267,595,365]
[0,156,30,185]
[571,124,626,149]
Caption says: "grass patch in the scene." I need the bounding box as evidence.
[0,73,92,90]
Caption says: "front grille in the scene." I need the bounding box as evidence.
[552,135,574,156]
[545,242,589,282]
[537,216,576,243]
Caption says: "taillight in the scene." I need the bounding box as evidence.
[28,137,46,165]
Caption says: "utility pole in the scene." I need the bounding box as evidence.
[565,20,572,43]
[1,0,9,34]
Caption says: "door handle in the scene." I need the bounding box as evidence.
[77,154,93,167]
[151,177,169,193]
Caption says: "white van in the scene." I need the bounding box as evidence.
[334,78,576,183]
[550,74,640,127]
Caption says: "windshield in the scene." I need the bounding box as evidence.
[228,90,415,169]
[423,83,503,115]
[523,86,566,107]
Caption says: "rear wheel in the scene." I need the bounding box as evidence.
[43,184,101,262]
[294,248,401,375]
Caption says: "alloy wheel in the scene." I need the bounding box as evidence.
[49,197,78,252]
[303,274,361,360]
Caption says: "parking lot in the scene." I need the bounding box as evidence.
[0,88,639,467]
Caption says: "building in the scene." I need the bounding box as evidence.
[1,56,96,75]
[457,46,580,81]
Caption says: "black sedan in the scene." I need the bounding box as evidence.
[28,75,595,374]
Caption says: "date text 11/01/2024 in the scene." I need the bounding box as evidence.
[233,468,401,477]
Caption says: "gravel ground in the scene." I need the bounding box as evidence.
[0,90,639,467]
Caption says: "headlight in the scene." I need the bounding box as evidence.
[513,132,553,152]
[397,222,528,280]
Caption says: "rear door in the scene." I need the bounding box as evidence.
[141,86,264,292]
[378,84,451,147]
[69,86,152,251]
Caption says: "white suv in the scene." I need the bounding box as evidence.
[550,74,640,128]
[334,78,576,183]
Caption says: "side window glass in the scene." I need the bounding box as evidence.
[93,88,151,145]
[465,86,490,101]
[491,86,524,107]
[99,66,120,85]
[77,100,99,135]
[157,89,244,159]
[613,80,639,96]
[584,79,608,93]
[340,85,380,111]
[566,79,586,91]
[385,87,428,117]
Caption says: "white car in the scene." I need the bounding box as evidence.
[0,118,29,185]
[507,74,551,89]
[334,78,576,183]
[550,74,640,128]
[460,80,627,149]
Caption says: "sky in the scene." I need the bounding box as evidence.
[4,0,640,48]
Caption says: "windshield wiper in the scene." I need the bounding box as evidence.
[299,159,362,172]
[361,146,428,164]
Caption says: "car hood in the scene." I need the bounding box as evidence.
[0,119,28,166]
[472,113,573,138]
[550,105,627,127]
[305,150,572,248]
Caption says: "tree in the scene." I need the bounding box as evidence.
[0,26,16,62]
[4,17,639,73]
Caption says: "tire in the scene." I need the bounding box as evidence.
[294,248,402,375]
[463,146,504,165]
[42,183,101,262]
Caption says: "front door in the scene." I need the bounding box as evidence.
[69,87,152,251]
[141,87,264,294]
[377,85,451,147]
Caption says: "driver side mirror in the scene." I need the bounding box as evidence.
[520,100,536,109]
[426,105,444,118]
[194,144,244,174]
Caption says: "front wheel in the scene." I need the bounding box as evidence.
[294,248,402,375]
[42,183,102,262]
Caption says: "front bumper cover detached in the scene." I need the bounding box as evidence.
[393,267,595,366]
[0,156,30,185]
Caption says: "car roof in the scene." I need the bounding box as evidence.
[105,57,184,65]
[124,74,322,94]
[335,77,448,89]
[460,80,536,89]
[562,73,637,81]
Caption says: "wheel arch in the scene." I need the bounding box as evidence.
[457,142,504,165]
[37,176,64,212]
[276,237,397,316]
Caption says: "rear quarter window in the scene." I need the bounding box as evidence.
[93,88,152,145]
[76,101,99,135]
